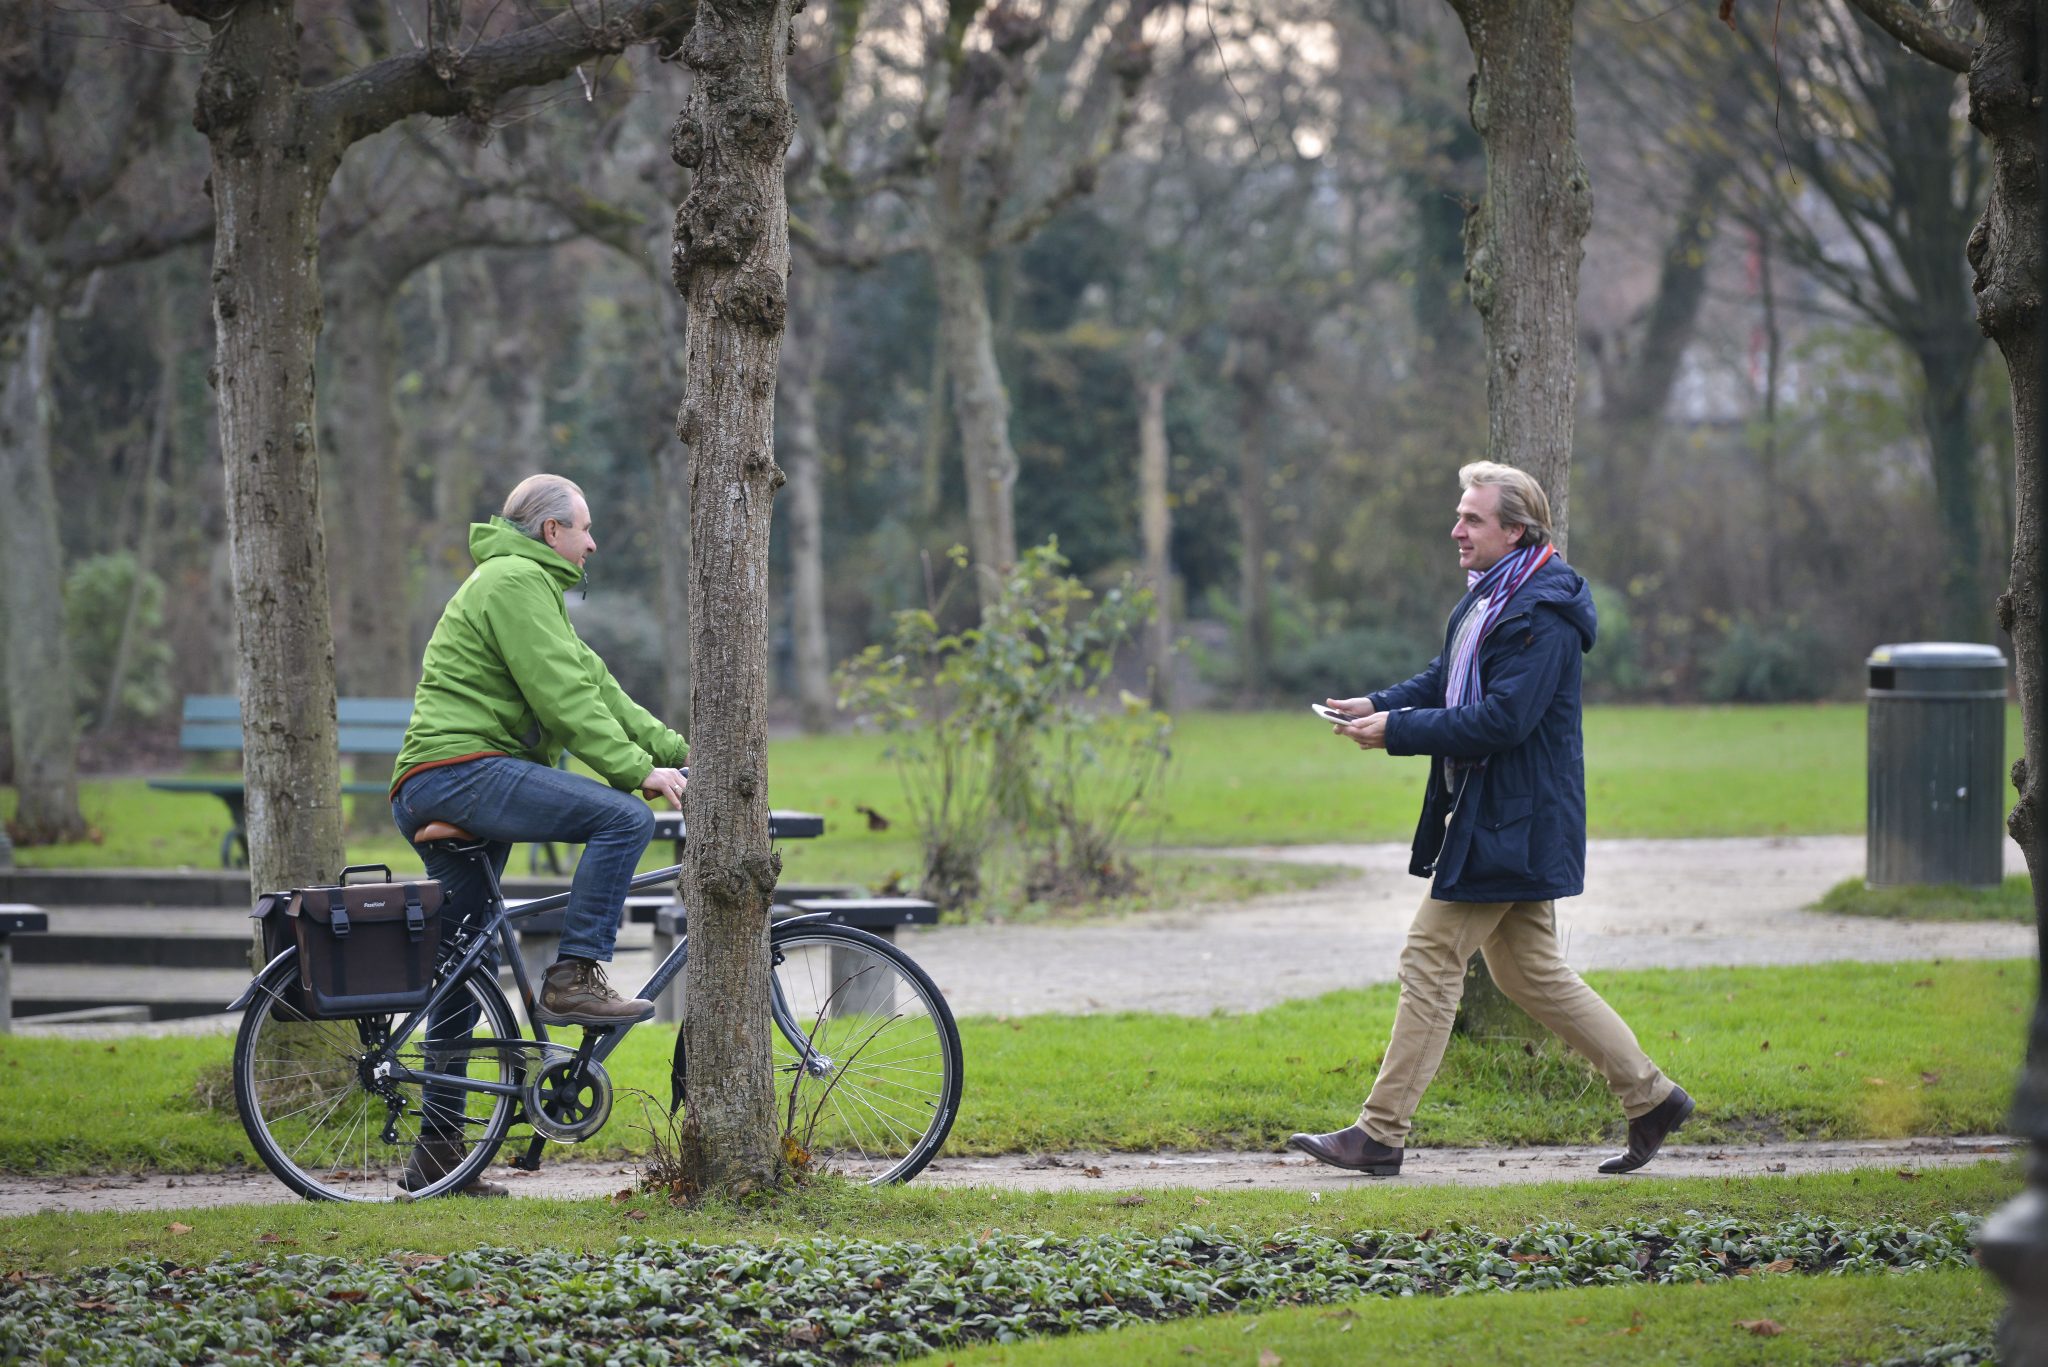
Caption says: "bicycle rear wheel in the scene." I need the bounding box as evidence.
[232,951,519,1201]
[769,923,962,1184]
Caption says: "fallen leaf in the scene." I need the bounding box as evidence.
[1114,1195,1147,1207]
[788,1322,823,1345]
[254,1233,294,1246]
[165,1223,192,1235]
[327,1290,368,1303]
[1759,1040,1770,1051]
[1865,1077,1890,1087]
[72,1300,118,1312]
[1258,1351,1284,1367]
[1508,1253,1553,1264]
[1897,1169,1922,1181]
[1735,1319,1786,1336]
[1763,1258,1797,1274]
[1921,1072,1943,1086]
[1767,1163,1787,1173]
[1191,1196,1211,1207]
[1911,979,1935,988]
[1081,1166,1104,1179]
[1566,1316,1590,1326]
[625,1209,648,1221]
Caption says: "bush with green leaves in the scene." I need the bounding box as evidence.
[0,1213,1982,1366]
[1702,615,1831,703]
[837,542,1169,908]
[64,552,174,725]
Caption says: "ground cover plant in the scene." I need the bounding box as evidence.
[1814,876,2033,923]
[11,704,2011,872]
[0,959,2024,1175]
[0,1212,1989,1365]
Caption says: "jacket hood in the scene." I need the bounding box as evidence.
[469,517,583,591]
[1482,553,1595,654]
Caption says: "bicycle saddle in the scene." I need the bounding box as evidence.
[412,821,476,844]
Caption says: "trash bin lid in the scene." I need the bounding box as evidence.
[1866,642,2007,670]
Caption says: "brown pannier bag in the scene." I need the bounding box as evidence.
[287,864,443,1018]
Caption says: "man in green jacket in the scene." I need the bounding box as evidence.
[391,473,688,1036]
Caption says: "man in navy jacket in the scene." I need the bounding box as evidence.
[1288,461,1692,1177]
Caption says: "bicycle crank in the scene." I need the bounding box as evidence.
[522,1053,614,1143]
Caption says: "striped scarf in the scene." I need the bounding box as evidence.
[1444,542,1555,710]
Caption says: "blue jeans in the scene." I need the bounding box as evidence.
[391,755,656,964]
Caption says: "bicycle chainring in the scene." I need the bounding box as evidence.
[522,1054,613,1143]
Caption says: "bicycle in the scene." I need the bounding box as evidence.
[228,819,963,1202]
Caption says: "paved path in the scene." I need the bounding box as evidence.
[0,1138,2018,1216]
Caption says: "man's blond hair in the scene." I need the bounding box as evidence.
[1458,461,1553,548]
[502,474,585,540]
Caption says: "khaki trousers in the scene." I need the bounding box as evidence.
[1358,897,1673,1147]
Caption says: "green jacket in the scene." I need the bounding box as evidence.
[391,518,686,794]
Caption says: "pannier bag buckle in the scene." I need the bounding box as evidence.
[404,884,426,942]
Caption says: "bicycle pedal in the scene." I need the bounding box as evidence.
[512,1135,547,1172]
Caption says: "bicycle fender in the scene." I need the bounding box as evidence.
[769,911,835,935]
[226,947,298,1012]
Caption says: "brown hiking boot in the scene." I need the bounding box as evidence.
[399,1133,507,1197]
[537,958,655,1026]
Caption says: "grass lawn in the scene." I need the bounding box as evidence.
[0,1161,2017,1272]
[1814,874,2035,923]
[908,1263,2004,1367]
[0,959,2024,1176]
[8,705,2019,876]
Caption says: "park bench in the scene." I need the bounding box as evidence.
[149,695,412,868]
[0,906,50,1034]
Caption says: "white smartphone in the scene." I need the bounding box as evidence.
[1310,703,1360,725]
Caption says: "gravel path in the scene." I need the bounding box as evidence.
[0,1139,2019,1216]
[892,835,2038,1016]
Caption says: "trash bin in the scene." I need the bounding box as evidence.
[1866,642,2008,887]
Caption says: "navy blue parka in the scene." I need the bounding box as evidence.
[1367,556,1597,903]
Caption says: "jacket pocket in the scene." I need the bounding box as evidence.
[1474,794,1535,881]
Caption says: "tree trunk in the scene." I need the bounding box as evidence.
[932,237,1019,595]
[672,0,796,1195]
[1450,0,1592,550]
[657,438,694,728]
[321,271,413,699]
[1974,0,2048,1355]
[101,300,176,734]
[1137,362,1174,711]
[196,0,348,897]
[1230,340,1274,700]
[0,305,88,844]
[780,255,834,732]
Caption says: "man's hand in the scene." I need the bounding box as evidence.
[1337,713,1390,750]
[640,766,688,808]
[1324,695,1376,720]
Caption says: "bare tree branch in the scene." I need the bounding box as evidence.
[310,0,696,155]
[1837,0,1972,72]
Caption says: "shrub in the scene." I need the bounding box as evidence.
[1701,616,1830,703]
[838,542,1170,909]
[64,553,174,725]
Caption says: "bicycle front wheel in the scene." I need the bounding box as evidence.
[769,923,962,1184]
[231,951,519,1201]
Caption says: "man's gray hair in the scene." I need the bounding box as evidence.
[1458,461,1553,548]
[502,474,585,539]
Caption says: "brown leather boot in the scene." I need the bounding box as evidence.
[537,958,655,1026]
[399,1133,507,1197]
[1286,1125,1404,1175]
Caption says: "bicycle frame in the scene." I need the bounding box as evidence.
[345,842,830,1101]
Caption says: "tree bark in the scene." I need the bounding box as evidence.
[196,0,349,895]
[780,254,834,732]
[672,0,796,1195]
[932,237,1019,593]
[1137,357,1174,711]
[1973,0,2048,1351]
[1449,0,1591,550]
[0,305,88,843]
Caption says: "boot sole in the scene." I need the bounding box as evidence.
[533,1007,655,1026]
